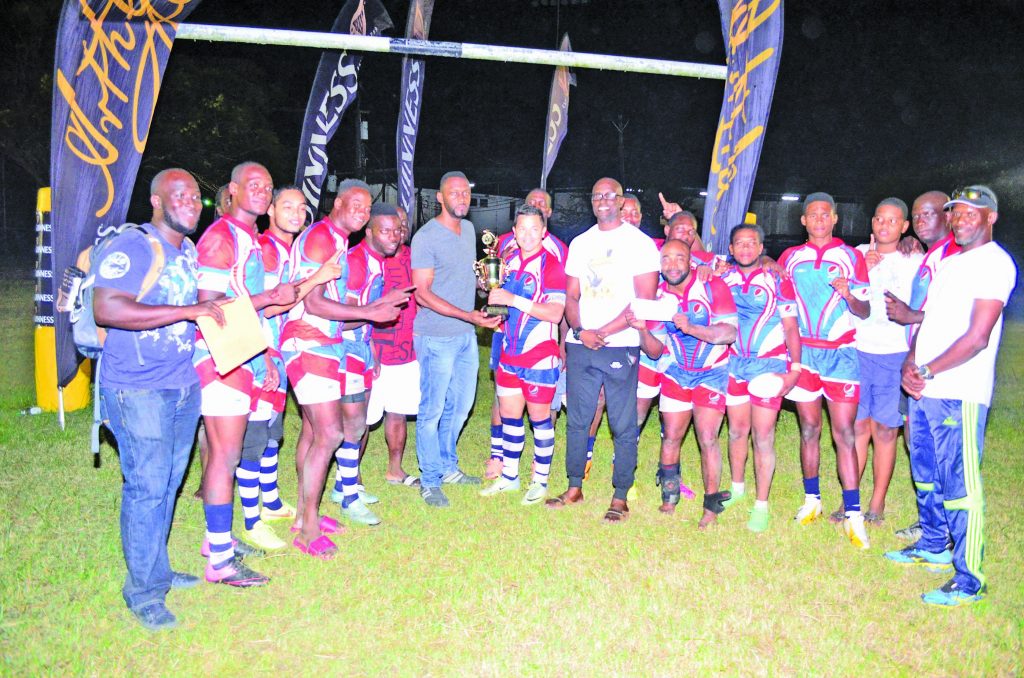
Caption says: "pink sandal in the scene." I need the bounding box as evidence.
[293,535,338,560]
[290,515,345,535]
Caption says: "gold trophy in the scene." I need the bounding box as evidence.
[473,230,509,317]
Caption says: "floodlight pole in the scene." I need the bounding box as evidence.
[175,24,728,80]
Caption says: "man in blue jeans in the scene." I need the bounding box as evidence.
[411,171,502,507]
[93,168,226,630]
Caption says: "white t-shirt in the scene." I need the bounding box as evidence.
[565,222,660,347]
[917,241,1017,406]
[853,244,923,354]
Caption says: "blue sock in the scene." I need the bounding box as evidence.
[236,459,261,530]
[490,424,503,461]
[803,476,820,499]
[204,503,234,569]
[260,441,283,511]
[842,489,861,516]
[336,441,361,508]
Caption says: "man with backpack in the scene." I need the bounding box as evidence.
[92,168,225,631]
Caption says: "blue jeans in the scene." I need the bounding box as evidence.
[100,384,200,612]
[414,333,479,487]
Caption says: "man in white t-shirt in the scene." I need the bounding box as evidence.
[546,177,660,522]
[851,198,923,525]
[895,185,1016,607]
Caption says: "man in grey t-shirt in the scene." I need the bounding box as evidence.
[411,171,502,507]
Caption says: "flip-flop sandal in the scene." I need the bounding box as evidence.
[290,515,345,535]
[293,535,338,560]
[864,511,886,526]
[603,507,630,523]
[385,475,421,487]
[545,491,584,509]
[828,509,845,524]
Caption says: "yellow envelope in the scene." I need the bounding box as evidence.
[195,295,269,375]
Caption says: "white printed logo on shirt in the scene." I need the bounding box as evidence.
[98,252,131,280]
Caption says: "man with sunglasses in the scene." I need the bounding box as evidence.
[895,185,1015,606]
[546,177,659,522]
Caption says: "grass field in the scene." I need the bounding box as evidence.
[1,279,1022,676]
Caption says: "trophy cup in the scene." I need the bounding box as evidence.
[473,230,509,317]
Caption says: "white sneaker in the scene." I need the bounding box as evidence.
[521,482,548,505]
[844,513,871,550]
[794,496,822,525]
[479,476,520,497]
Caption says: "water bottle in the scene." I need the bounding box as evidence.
[19,406,43,416]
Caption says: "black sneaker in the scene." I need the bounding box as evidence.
[204,558,270,587]
[170,571,200,589]
[131,602,178,631]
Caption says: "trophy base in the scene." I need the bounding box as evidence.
[485,304,509,318]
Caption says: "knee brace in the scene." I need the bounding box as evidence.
[241,420,271,463]
[656,464,681,506]
[703,490,732,514]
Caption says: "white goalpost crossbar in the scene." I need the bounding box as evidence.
[175,23,728,80]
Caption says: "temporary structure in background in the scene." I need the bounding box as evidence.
[47,0,778,417]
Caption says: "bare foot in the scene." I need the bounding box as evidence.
[698,510,718,530]
[484,457,503,480]
[658,502,677,514]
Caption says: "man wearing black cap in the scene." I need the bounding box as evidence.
[778,192,872,549]
[892,185,1015,606]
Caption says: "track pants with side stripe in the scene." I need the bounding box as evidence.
[908,397,988,594]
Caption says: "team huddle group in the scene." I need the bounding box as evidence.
[93,163,1013,631]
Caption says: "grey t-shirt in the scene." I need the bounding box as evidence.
[411,217,477,336]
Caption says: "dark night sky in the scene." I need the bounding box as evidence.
[3,1,1024,264]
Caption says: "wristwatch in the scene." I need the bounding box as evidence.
[572,327,583,341]
[917,364,934,380]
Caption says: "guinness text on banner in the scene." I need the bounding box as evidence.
[51,0,202,387]
[294,0,393,214]
[701,0,783,254]
[395,0,435,218]
[540,34,575,191]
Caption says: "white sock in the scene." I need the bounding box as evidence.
[754,500,769,511]
[731,481,745,495]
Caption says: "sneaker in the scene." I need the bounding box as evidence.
[260,500,297,522]
[522,482,548,506]
[479,476,521,497]
[794,497,823,525]
[200,536,265,559]
[922,579,986,607]
[442,469,481,485]
[356,484,380,505]
[722,491,746,509]
[883,546,953,572]
[170,571,200,589]
[340,498,382,526]
[131,602,178,631]
[747,505,769,533]
[240,521,287,551]
[204,558,270,587]
[329,488,345,505]
[421,486,450,508]
[895,520,923,542]
[843,513,870,550]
